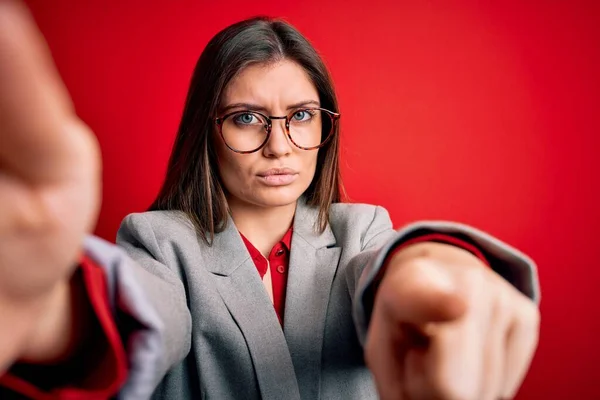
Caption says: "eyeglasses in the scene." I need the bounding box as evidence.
[214,107,340,154]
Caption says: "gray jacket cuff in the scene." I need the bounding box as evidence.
[84,235,165,400]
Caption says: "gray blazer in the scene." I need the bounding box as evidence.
[83,199,539,399]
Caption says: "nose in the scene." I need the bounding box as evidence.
[263,118,292,158]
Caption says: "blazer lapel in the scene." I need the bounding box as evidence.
[284,199,342,400]
[205,216,301,400]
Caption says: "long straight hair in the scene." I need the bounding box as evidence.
[149,17,344,244]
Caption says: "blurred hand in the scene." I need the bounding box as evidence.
[366,242,540,400]
[0,1,101,373]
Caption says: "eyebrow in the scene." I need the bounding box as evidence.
[220,100,321,114]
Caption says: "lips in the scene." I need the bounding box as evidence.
[257,168,299,186]
[257,167,298,177]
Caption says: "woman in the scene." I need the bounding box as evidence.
[0,3,539,400]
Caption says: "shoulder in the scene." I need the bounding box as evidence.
[329,202,393,239]
[118,210,196,244]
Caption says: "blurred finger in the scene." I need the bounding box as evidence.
[479,287,511,400]
[365,303,409,400]
[379,258,467,326]
[501,293,540,398]
[0,1,101,235]
[0,0,80,184]
[377,258,494,400]
[404,307,485,400]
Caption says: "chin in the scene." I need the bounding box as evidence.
[254,186,305,208]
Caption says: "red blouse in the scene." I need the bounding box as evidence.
[239,228,293,325]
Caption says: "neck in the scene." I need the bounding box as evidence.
[228,197,297,257]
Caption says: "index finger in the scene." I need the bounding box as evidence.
[0,1,85,184]
[378,258,467,326]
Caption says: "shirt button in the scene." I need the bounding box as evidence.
[276,265,285,274]
[275,249,285,257]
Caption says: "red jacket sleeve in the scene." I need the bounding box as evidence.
[0,256,128,400]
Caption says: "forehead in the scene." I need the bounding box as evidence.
[221,59,318,107]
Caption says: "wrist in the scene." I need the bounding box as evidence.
[0,294,43,375]
[18,279,71,364]
[19,269,90,364]
[387,241,486,273]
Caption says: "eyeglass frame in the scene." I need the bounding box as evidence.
[214,107,341,154]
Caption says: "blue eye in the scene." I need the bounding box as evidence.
[292,110,313,122]
[233,113,259,125]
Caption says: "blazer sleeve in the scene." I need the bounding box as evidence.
[349,206,540,347]
[84,213,192,399]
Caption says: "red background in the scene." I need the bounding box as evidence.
[25,0,600,398]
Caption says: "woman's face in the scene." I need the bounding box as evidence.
[215,59,320,209]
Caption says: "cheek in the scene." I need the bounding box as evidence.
[215,141,248,191]
[302,151,319,184]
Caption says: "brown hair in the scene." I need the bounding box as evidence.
[149,16,344,244]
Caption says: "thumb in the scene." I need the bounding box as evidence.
[0,0,79,184]
[379,258,467,326]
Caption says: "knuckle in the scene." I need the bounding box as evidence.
[458,265,489,301]
[463,264,488,286]
[493,283,514,320]
[388,256,436,290]
[403,256,434,274]
[520,300,541,330]
[363,332,377,369]
[430,380,479,400]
